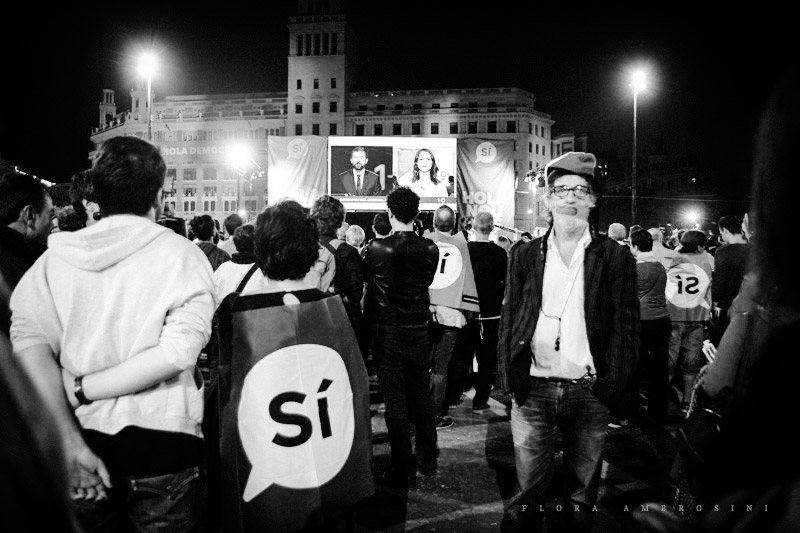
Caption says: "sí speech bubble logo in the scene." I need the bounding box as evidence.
[238,344,354,502]
[287,138,309,159]
[429,242,463,290]
[666,263,711,309]
[475,142,497,163]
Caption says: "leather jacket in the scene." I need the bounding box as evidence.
[362,231,439,327]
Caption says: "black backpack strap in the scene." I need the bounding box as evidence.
[236,264,260,293]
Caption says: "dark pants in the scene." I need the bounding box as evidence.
[444,327,471,410]
[372,323,438,475]
[464,317,499,406]
[428,322,460,417]
[71,466,207,533]
[502,377,609,533]
[637,316,672,421]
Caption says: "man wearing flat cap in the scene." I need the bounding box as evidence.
[498,152,639,533]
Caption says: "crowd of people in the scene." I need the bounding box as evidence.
[1,65,797,533]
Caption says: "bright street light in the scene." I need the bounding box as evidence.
[137,52,157,141]
[630,68,647,227]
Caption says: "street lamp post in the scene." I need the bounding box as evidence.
[138,53,157,141]
[631,70,646,227]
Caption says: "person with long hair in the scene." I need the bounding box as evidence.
[399,148,449,197]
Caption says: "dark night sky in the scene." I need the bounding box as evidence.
[1,2,796,201]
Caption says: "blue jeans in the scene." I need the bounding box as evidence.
[502,376,609,533]
[372,323,438,475]
[71,466,207,532]
[428,322,460,416]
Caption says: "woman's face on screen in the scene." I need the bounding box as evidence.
[416,150,433,174]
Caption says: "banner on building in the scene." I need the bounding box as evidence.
[457,138,515,229]
[428,231,480,313]
[268,136,329,207]
[216,292,373,533]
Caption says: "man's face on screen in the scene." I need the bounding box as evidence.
[350,150,367,171]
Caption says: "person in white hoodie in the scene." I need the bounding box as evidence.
[10,136,215,532]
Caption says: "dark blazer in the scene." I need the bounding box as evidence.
[497,227,639,412]
[336,170,382,196]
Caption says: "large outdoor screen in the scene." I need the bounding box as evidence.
[328,136,458,212]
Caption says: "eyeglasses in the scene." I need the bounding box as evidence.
[549,185,593,198]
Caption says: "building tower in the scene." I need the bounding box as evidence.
[98,89,116,128]
[286,0,352,137]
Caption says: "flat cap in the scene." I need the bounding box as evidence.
[545,151,597,180]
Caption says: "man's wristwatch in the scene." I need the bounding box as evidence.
[74,375,93,406]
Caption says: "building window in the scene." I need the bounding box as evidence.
[431,123,439,134]
[468,102,478,108]
[395,104,404,110]
[323,33,329,54]
[295,124,303,135]
[313,78,319,89]
[223,200,237,212]
[528,142,532,153]
[374,124,383,135]
[223,184,235,196]
[451,102,459,109]
[488,101,497,108]
[392,123,402,135]
[203,200,216,212]
[329,123,337,135]
[536,144,539,155]
[468,121,477,134]
[507,120,517,133]
[203,186,216,197]
[331,77,336,88]
[305,34,312,56]
[358,105,367,111]
[432,103,440,109]
[297,35,303,56]
[183,200,196,212]
[449,122,458,134]
[488,121,497,133]
[355,124,364,136]
[376,104,385,111]
[312,124,320,135]
[412,122,420,135]
[312,102,320,113]
[203,168,217,181]
[313,34,321,55]
[183,186,196,197]
[166,168,176,181]
[295,104,303,114]
[529,161,533,170]
[183,168,196,181]
[535,124,539,136]
[529,123,533,134]
[329,101,338,113]
[542,126,547,137]
[541,145,546,157]
[413,103,422,110]
[331,33,338,54]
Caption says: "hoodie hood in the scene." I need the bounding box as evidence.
[48,215,171,272]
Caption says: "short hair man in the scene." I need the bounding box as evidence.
[0,172,53,293]
[608,222,628,244]
[465,211,507,411]
[311,195,363,326]
[711,215,750,343]
[218,213,244,255]
[427,206,467,429]
[362,187,440,488]
[10,136,215,530]
[372,212,391,239]
[648,227,675,270]
[498,152,639,532]
[335,146,382,196]
[191,214,231,271]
